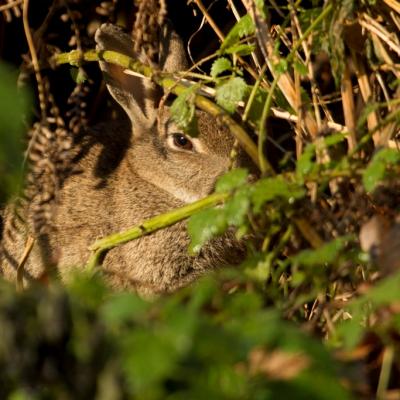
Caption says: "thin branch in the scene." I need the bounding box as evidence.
[22,0,46,121]
[0,0,22,12]
[16,235,35,292]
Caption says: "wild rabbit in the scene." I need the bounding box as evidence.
[0,24,247,295]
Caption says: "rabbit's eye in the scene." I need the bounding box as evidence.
[172,134,193,151]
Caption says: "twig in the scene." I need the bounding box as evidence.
[22,0,46,121]
[0,0,22,12]
[16,235,35,292]
[376,346,394,400]
[191,0,261,84]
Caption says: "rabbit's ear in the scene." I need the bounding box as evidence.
[95,23,188,130]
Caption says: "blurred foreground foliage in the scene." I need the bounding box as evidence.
[0,273,353,400]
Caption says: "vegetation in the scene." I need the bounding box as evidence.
[0,0,400,398]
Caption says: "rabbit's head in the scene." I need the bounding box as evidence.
[95,24,238,204]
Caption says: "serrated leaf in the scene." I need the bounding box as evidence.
[215,168,248,193]
[224,188,250,227]
[225,44,256,56]
[220,14,255,53]
[216,77,248,114]
[291,237,348,267]
[170,85,199,136]
[362,148,400,192]
[251,177,305,213]
[211,57,232,78]
[188,208,228,253]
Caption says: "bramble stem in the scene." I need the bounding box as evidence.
[53,49,261,169]
[86,192,229,271]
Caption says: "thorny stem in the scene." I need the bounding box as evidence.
[86,192,229,271]
[54,49,261,168]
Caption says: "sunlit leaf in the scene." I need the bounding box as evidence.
[211,57,232,78]
[170,85,199,136]
[216,76,248,113]
[188,208,228,253]
[220,14,255,53]
[215,168,248,193]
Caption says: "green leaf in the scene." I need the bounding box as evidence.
[0,62,31,199]
[323,133,346,147]
[188,208,228,253]
[224,188,250,227]
[296,144,316,180]
[211,57,232,78]
[291,237,348,267]
[70,67,88,84]
[293,60,308,76]
[362,148,400,192]
[101,293,149,325]
[251,176,305,213]
[220,14,255,53]
[170,85,199,136]
[254,0,268,19]
[274,59,288,74]
[225,43,256,56]
[216,77,248,114]
[215,168,248,193]
[337,270,400,348]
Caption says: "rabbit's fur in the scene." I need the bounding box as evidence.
[0,24,247,295]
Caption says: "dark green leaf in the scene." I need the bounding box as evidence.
[296,144,316,179]
[293,60,308,76]
[291,237,348,267]
[251,177,305,213]
[362,148,400,192]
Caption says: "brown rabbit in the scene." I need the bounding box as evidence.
[0,24,247,295]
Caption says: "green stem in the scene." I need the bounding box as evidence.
[86,192,229,271]
[53,50,260,168]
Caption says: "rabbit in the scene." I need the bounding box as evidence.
[0,23,248,295]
